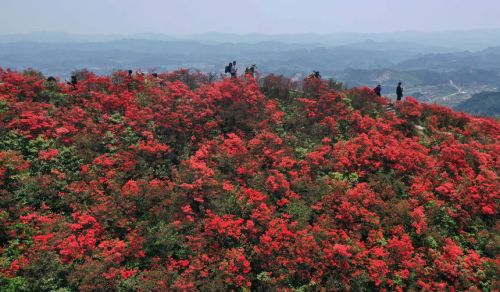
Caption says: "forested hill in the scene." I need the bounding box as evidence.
[455,91,500,117]
[0,69,498,291]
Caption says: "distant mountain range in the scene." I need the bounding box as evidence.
[3,30,500,50]
[397,47,500,71]
[2,38,500,76]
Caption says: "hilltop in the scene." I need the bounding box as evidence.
[0,69,498,291]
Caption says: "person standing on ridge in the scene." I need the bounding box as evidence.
[310,71,321,79]
[230,61,237,78]
[374,84,382,97]
[225,62,233,75]
[396,82,403,101]
[67,75,78,89]
[245,64,256,77]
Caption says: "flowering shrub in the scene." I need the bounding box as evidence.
[0,68,498,291]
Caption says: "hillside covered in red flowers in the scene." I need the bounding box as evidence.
[0,69,498,291]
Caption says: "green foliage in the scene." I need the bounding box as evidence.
[0,131,29,153]
[427,205,459,238]
[425,236,439,249]
[280,101,314,142]
[121,127,141,147]
[329,171,359,187]
[53,146,83,181]
[0,276,29,292]
[336,119,351,141]
[285,200,313,227]
[348,272,372,292]
[293,280,318,292]
[293,138,318,160]
[291,175,331,206]
[26,136,56,159]
[109,113,123,124]
[368,170,407,199]
[210,192,244,217]
[22,251,71,292]
[341,96,354,111]
[143,221,191,260]
[13,177,46,207]
[0,99,8,114]
[37,87,70,105]
[0,133,82,209]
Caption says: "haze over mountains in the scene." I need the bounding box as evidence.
[3,30,500,48]
[1,30,499,116]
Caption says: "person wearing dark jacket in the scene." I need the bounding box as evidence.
[374,84,382,97]
[396,82,403,101]
[67,75,78,88]
[230,61,237,78]
[225,62,232,74]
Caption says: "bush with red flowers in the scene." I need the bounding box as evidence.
[0,68,498,291]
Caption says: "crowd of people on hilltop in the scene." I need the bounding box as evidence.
[46,69,165,89]
[46,63,406,102]
[225,61,257,78]
[224,61,405,101]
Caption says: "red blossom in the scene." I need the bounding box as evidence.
[0,69,497,291]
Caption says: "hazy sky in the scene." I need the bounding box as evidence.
[1,0,499,35]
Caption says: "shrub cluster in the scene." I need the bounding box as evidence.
[0,68,498,291]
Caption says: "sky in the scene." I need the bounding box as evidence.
[1,0,500,35]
